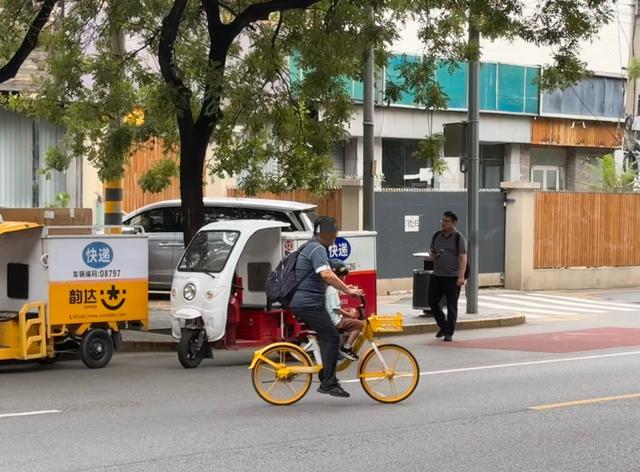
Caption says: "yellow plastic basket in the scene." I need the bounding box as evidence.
[368,314,404,334]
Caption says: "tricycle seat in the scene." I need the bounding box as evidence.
[0,311,18,322]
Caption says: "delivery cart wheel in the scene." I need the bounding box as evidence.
[80,329,114,369]
[177,328,207,369]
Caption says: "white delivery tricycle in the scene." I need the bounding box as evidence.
[169,220,379,368]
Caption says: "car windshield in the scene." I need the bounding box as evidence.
[178,231,239,273]
[299,209,317,231]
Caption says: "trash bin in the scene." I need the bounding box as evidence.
[412,269,431,310]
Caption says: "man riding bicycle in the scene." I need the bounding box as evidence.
[288,216,361,398]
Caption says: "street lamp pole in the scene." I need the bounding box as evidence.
[363,7,375,232]
[466,9,480,314]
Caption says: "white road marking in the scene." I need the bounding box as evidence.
[490,294,606,313]
[479,295,604,314]
[0,410,61,419]
[528,293,639,310]
[476,300,576,315]
[341,350,640,383]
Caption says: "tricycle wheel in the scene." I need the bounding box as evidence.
[177,329,206,369]
[80,329,114,369]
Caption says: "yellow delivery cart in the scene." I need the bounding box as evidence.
[0,222,148,368]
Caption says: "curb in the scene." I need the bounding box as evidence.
[121,314,526,352]
[396,314,526,336]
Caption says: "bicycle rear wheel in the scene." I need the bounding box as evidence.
[358,344,420,404]
[251,344,314,406]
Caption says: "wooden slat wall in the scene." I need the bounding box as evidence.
[534,192,640,268]
[531,117,622,149]
[228,188,342,226]
[123,140,180,213]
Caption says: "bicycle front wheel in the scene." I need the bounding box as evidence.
[251,344,314,406]
[358,344,420,404]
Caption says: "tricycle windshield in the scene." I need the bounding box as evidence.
[178,230,239,273]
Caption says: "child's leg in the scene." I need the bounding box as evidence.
[339,319,363,347]
[346,330,359,347]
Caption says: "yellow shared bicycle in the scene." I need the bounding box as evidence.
[249,298,420,405]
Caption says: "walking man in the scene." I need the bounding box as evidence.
[428,211,467,342]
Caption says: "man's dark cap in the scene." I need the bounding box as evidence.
[314,216,339,234]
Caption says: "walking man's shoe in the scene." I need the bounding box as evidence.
[435,329,445,338]
[443,335,453,342]
[317,384,350,398]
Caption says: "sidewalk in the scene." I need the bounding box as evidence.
[121,293,525,352]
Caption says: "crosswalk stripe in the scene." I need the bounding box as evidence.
[528,293,639,310]
[479,295,603,314]
[491,294,607,313]
[476,300,578,315]
[520,294,635,312]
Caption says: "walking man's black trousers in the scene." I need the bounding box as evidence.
[428,275,461,336]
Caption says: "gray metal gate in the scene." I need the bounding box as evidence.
[374,190,505,279]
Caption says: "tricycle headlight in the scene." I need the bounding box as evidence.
[183,283,196,301]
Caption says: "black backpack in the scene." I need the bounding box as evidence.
[266,242,311,309]
[430,231,470,279]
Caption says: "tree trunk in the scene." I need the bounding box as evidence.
[179,131,209,245]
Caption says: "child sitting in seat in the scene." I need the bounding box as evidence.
[325,259,364,361]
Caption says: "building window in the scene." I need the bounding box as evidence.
[383,55,540,114]
[541,76,625,119]
[532,165,565,190]
[480,144,504,189]
[382,139,433,188]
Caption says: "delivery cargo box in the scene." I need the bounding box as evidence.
[0,208,93,234]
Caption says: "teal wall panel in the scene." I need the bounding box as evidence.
[525,67,539,114]
[480,63,498,111]
[437,62,468,109]
[385,55,418,105]
[497,64,525,112]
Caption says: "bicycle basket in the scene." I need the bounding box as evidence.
[368,314,404,334]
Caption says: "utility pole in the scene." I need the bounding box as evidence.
[104,2,125,231]
[623,0,640,180]
[362,7,375,232]
[466,9,480,314]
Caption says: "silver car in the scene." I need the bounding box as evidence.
[123,197,317,290]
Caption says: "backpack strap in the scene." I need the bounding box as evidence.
[430,231,441,251]
[295,241,318,285]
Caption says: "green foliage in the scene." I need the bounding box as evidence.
[0,0,615,201]
[412,133,447,176]
[628,58,640,81]
[587,154,637,192]
[138,158,179,193]
[46,192,71,208]
[44,146,72,173]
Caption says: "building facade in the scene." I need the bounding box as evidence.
[333,2,633,192]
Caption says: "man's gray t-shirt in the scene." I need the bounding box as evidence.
[289,239,330,308]
[431,230,467,277]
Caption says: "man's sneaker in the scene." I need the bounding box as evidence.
[317,384,350,398]
[339,345,359,361]
[435,329,445,338]
[443,335,453,342]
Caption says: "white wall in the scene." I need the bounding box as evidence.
[390,1,635,76]
[347,106,532,143]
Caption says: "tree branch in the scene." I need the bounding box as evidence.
[229,0,321,37]
[201,0,222,28]
[0,0,58,84]
[158,0,194,127]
